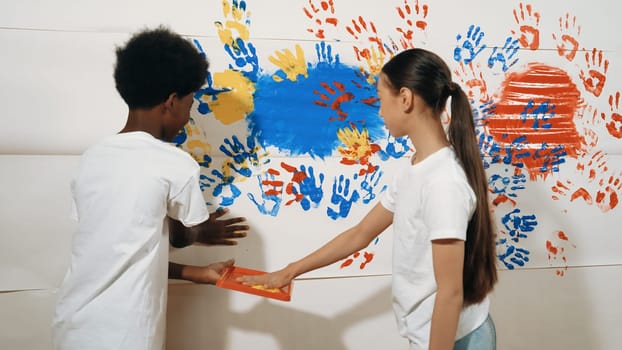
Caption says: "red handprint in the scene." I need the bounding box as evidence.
[395,0,429,49]
[580,48,609,97]
[454,61,490,103]
[546,230,576,277]
[303,0,338,39]
[511,2,541,50]
[313,81,354,122]
[551,13,581,61]
[601,92,622,138]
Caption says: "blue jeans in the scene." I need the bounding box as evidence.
[453,314,496,350]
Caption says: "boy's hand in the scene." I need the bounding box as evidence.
[183,259,235,284]
[197,208,249,245]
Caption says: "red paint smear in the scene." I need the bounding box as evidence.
[360,251,374,269]
[488,63,585,179]
[606,112,622,138]
[280,162,296,172]
[326,18,338,26]
[303,8,313,19]
[361,97,379,106]
[397,7,405,19]
[596,188,619,211]
[570,187,592,204]
[546,240,558,255]
[557,231,569,241]
[340,259,353,268]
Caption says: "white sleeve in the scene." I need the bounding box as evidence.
[167,170,209,227]
[380,170,399,213]
[423,178,475,241]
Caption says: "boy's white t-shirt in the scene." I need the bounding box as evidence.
[380,147,490,350]
[52,131,209,350]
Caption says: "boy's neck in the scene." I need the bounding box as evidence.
[120,107,164,140]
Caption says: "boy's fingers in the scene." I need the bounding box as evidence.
[227,225,249,232]
[210,207,229,219]
[226,217,247,225]
[205,239,238,246]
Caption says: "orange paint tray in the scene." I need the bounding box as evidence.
[215,265,292,302]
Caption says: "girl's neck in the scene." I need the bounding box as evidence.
[409,117,450,165]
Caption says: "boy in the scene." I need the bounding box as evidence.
[52,27,248,350]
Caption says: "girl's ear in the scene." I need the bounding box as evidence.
[399,87,414,112]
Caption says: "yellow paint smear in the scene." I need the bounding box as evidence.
[203,70,255,125]
[251,284,280,293]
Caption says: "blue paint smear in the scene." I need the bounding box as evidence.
[248,50,386,158]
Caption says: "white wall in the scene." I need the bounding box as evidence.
[1,1,621,349]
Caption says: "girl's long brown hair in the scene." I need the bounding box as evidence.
[381,48,497,305]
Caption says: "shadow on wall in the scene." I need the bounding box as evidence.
[166,226,395,350]
[490,264,597,349]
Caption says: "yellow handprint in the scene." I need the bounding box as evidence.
[268,45,308,82]
[216,0,251,46]
[181,119,212,164]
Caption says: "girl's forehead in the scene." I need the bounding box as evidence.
[376,74,391,91]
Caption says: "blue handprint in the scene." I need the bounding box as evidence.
[219,135,268,178]
[197,154,212,168]
[327,175,360,220]
[224,37,259,81]
[501,208,537,243]
[478,133,503,168]
[521,100,554,129]
[454,25,487,65]
[489,169,527,200]
[315,41,340,66]
[296,165,325,210]
[355,169,387,204]
[194,72,232,115]
[535,143,567,175]
[247,171,283,216]
[377,134,410,161]
[496,242,530,269]
[199,173,216,192]
[488,36,520,72]
[210,168,242,207]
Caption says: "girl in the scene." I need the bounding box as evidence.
[242,48,498,350]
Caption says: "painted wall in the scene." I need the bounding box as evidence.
[1,0,621,349]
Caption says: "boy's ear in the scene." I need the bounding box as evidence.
[164,92,178,111]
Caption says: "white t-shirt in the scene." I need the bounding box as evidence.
[52,131,209,350]
[380,147,489,350]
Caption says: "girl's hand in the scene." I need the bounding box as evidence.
[238,268,293,289]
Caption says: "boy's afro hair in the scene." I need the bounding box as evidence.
[114,26,208,109]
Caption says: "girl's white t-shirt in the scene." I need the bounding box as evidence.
[380,147,489,350]
[52,132,209,350]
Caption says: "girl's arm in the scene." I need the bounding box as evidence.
[240,202,393,289]
[429,239,465,350]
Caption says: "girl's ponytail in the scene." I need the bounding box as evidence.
[448,83,498,305]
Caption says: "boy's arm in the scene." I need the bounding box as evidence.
[169,208,249,248]
[168,259,234,284]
